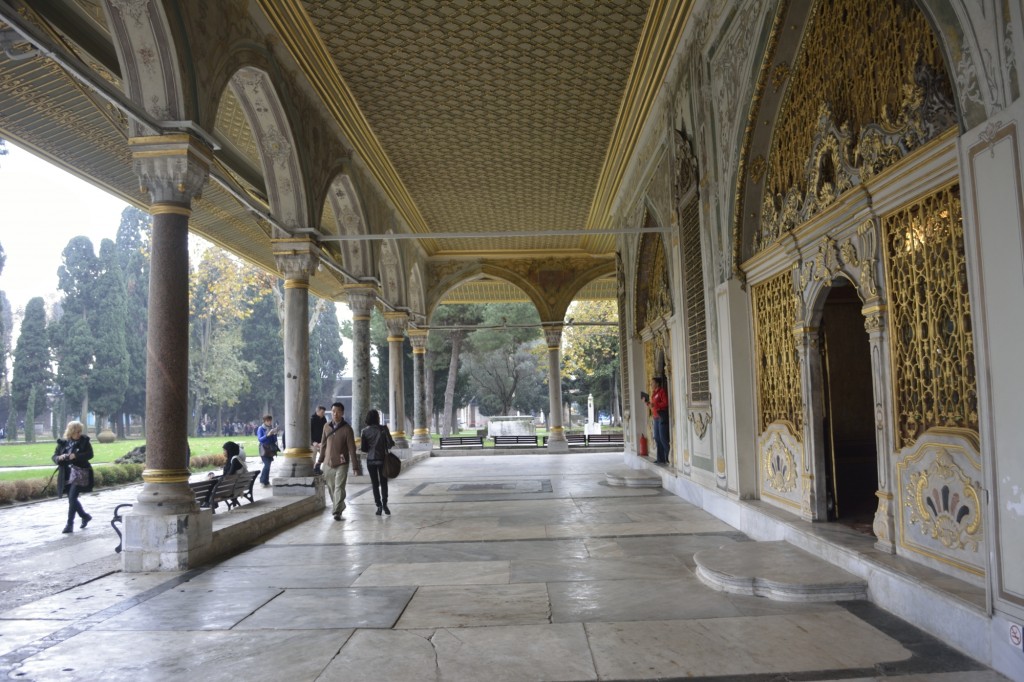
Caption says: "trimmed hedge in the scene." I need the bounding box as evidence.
[0,454,227,506]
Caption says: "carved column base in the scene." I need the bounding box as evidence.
[800,473,817,521]
[546,428,569,453]
[272,448,315,479]
[411,428,431,446]
[392,432,410,449]
[872,490,897,554]
[122,505,212,572]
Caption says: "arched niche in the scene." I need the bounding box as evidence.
[225,66,308,232]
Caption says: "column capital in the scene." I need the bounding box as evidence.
[346,286,378,319]
[407,328,429,352]
[272,236,320,282]
[130,134,212,206]
[542,323,563,349]
[384,311,409,337]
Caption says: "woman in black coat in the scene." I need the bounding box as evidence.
[360,409,395,516]
[52,420,94,534]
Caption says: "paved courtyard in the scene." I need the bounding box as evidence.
[0,453,1008,681]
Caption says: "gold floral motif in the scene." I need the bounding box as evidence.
[763,430,798,493]
[753,272,803,433]
[904,449,982,552]
[883,185,978,448]
[688,410,712,439]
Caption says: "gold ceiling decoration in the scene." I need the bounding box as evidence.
[438,274,616,307]
[302,0,649,253]
[214,87,262,170]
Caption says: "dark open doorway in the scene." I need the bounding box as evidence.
[819,281,878,532]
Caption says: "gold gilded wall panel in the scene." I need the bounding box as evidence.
[883,184,978,449]
[681,195,709,404]
[635,230,672,334]
[767,0,950,200]
[752,271,803,434]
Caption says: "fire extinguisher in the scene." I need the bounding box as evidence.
[638,434,648,456]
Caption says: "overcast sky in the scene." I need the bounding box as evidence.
[0,141,353,366]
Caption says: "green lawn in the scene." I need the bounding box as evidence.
[0,437,258,468]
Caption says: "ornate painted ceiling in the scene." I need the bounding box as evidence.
[302,0,649,254]
[0,0,693,306]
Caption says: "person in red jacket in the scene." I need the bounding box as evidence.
[647,377,670,464]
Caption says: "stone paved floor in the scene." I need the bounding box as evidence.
[0,453,1010,681]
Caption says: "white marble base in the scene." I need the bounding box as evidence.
[694,541,867,602]
[605,468,663,488]
[121,509,212,572]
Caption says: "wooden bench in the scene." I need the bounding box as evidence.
[542,433,587,447]
[492,435,538,447]
[586,433,624,446]
[438,436,485,448]
[190,478,218,507]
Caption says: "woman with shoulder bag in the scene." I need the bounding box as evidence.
[360,409,395,516]
[52,420,94,534]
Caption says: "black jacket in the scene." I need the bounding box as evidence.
[52,435,94,495]
[359,424,395,463]
[310,412,328,444]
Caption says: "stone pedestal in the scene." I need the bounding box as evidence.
[271,474,326,502]
[122,508,212,572]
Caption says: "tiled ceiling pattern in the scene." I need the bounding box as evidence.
[215,88,262,169]
[304,0,649,253]
[438,274,616,305]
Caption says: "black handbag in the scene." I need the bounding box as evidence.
[383,451,402,479]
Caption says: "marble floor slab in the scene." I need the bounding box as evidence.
[395,583,551,629]
[0,452,1008,681]
[352,560,510,587]
[235,587,415,630]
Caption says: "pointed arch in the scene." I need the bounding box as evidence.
[102,0,188,136]
[226,67,308,231]
[407,264,426,322]
[378,235,405,308]
[324,173,372,277]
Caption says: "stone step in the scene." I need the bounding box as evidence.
[694,541,867,602]
[605,468,662,488]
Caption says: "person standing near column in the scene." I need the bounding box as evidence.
[648,377,670,464]
[256,415,280,487]
[360,409,395,516]
[316,402,358,520]
[310,405,327,455]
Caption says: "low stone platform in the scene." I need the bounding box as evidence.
[605,467,662,488]
[694,541,867,602]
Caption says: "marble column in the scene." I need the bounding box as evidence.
[271,239,319,482]
[407,328,431,447]
[384,312,409,449]
[865,304,897,554]
[347,287,376,438]
[544,324,569,452]
[123,134,212,571]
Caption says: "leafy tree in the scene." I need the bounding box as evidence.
[308,298,347,411]
[189,249,264,435]
[205,325,255,432]
[561,300,621,423]
[90,239,129,433]
[238,282,283,421]
[464,303,544,416]
[429,303,485,435]
[11,297,50,422]
[116,207,151,435]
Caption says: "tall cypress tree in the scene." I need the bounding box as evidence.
[308,298,347,411]
[53,237,98,421]
[11,297,50,424]
[239,289,283,420]
[116,207,150,435]
[90,239,129,433]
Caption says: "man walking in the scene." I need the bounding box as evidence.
[316,402,358,520]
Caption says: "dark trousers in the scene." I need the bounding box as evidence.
[260,456,273,485]
[653,411,670,463]
[368,462,388,506]
[66,484,87,524]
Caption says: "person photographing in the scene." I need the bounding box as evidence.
[256,415,280,487]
